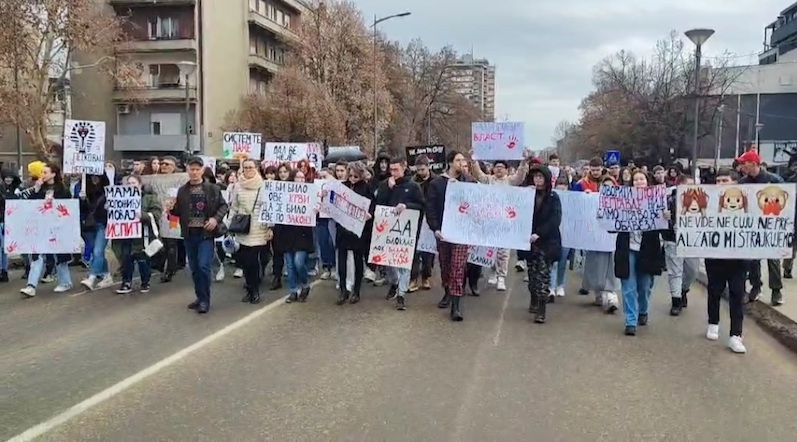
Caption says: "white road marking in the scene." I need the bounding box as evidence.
[7,279,323,442]
[492,280,514,346]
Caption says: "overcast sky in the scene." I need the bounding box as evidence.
[353,0,787,149]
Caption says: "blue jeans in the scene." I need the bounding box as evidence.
[184,231,214,305]
[0,222,7,272]
[549,247,571,289]
[28,255,71,288]
[315,219,335,269]
[85,226,109,277]
[81,231,94,262]
[388,266,412,296]
[120,241,151,284]
[285,251,309,293]
[621,250,653,327]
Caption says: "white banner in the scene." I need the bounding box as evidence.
[104,185,142,240]
[259,180,319,226]
[222,132,262,160]
[140,173,188,239]
[596,184,668,232]
[314,179,331,218]
[556,190,616,252]
[468,246,497,267]
[5,199,81,254]
[63,119,105,175]
[264,142,309,164]
[368,205,419,269]
[471,121,524,160]
[441,182,535,250]
[321,180,371,237]
[417,217,438,254]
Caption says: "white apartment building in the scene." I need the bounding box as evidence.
[446,54,496,122]
[70,0,308,159]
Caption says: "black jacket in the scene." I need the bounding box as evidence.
[172,181,229,239]
[739,169,784,184]
[336,179,374,251]
[614,231,665,280]
[0,169,20,223]
[424,172,477,233]
[412,171,436,200]
[528,165,562,264]
[374,176,424,211]
[369,152,391,188]
[661,188,678,242]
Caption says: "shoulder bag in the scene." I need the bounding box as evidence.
[144,213,164,257]
[228,187,261,234]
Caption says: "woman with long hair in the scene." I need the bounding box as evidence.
[19,163,74,297]
[284,168,316,302]
[229,158,272,304]
[143,157,160,175]
[115,174,162,294]
[268,163,292,290]
[80,171,114,291]
[332,161,372,305]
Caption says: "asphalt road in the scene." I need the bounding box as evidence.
[2,266,797,441]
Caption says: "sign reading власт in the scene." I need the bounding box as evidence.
[471,121,524,160]
[596,185,668,232]
[104,185,142,239]
[259,180,319,227]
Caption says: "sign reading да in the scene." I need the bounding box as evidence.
[676,184,796,259]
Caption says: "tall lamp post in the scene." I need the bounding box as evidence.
[372,12,410,154]
[685,28,714,181]
[177,61,197,155]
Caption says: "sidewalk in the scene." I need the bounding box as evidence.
[697,260,797,353]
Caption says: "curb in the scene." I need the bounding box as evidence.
[697,265,797,354]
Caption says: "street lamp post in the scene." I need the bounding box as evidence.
[372,12,410,154]
[755,122,764,151]
[177,61,197,155]
[685,28,714,181]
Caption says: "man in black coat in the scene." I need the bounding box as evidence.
[374,156,425,310]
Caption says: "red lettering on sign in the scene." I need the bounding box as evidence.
[472,132,504,142]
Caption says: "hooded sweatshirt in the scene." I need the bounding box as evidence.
[527,165,562,263]
[0,169,21,223]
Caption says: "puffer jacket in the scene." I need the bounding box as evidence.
[229,175,271,247]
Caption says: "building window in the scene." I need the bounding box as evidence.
[149,64,180,86]
[148,17,180,39]
[282,13,290,28]
[151,121,161,135]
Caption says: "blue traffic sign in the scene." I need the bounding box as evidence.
[604,150,620,165]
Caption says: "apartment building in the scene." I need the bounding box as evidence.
[446,54,496,122]
[70,0,307,160]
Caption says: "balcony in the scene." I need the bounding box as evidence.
[117,37,196,53]
[113,85,197,103]
[248,54,281,74]
[771,19,797,46]
[248,11,296,40]
[110,0,195,5]
[114,134,199,152]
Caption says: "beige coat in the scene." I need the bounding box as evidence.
[229,176,272,246]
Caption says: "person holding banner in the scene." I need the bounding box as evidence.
[661,174,699,316]
[613,170,666,336]
[333,161,373,305]
[115,175,162,294]
[425,150,477,321]
[283,169,317,303]
[410,156,437,291]
[79,173,114,291]
[374,157,424,311]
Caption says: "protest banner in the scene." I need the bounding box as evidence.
[406,145,446,173]
[468,246,497,267]
[222,132,263,160]
[441,182,535,250]
[321,179,371,237]
[368,205,419,269]
[314,179,332,218]
[417,217,438,254]
[141,173,187,238]
[596,184,668,232]
[259,180,319,227]
[62,119,105,175]
[5,200,81,254]
[676,184,797,259]
[198,155,217,173]
[549,165,560,187]
[263,142,309,165]
[471,121,525,160]
[555,190,616,252]
[104,185,142,239]
[307,142,324,170]
[329,146,360,154]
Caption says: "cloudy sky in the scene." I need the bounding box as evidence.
[353,0,786,148]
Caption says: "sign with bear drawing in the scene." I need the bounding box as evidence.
[676,184,797,259]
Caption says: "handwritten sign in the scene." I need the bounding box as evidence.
[321,179,371,237]
[259,180,319,227]
[368,205,419,269]
[406,145,446,173]
[104,185,142,239]
[307,142,324,170]
[141,173,187,239]
[596,185,668,232]
[417,217,438,254]
[264,142,309,165]
[222,132,262,160]
[471,121,524,160]
[676,184,796,259]
[5,200,81,254]
[441,182,535,250]
[555,190,616,252]
[468,246,497,267]
[62,119,106,174]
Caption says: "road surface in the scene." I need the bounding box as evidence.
[2,266,797,441]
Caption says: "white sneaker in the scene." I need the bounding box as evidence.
[523,275,529,282]
[41,274,55,283]
[555,286,565,297]
[593,292,603,306]
[373,277,386,286]
[320,270,332,280]
[215,267,225,282]
[80,275,97,290]
[706,324,720,341]
[496,277,506,291]
[514,261,526,272]
[234,268,244,278]
[20,285,36,298]
[549,288,556,298]
[728,335,747,354]
[488,274,498,285]
[604,292,619,313]
[364,268,376,282]
[54,284,72,293]
[96,275,114,289]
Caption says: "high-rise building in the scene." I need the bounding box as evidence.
[70,0,309,159]
[446,54,496,121]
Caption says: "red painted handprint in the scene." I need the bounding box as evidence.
[506,135,519,149]
[56,204,70,217]
[48,237,57,245]
[5,206,13,216]
[486,249,494,258]
[458,202,469,214]
[505,206,517,219]
[6,241,18,253]
[375,220,389,234]
[39,200,53,213]
[372,254,385,264]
